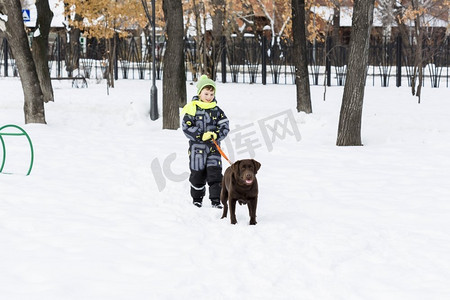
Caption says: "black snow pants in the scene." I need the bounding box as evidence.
[188,142,223,202]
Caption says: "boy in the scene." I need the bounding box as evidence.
[181,75,229,208]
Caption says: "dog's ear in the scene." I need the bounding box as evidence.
[252,159,261,174]
[231,160,240,175]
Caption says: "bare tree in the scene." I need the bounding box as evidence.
[336,0,375,146]
[331,0,341,45]
[32,0,54,103]
[394,0,448,103]
[62,4,82,77]
[162,0,186,130]
[191,0,204,78]
[0,0,46,124]
[291,0,312,113]
[209,0,225,80]
[410,0,424,103]
[254,0,291,45]
[378,0,396,39]
[66,0,147,89]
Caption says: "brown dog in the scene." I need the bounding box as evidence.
[220,159,261,225]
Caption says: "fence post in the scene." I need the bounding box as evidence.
[396,35,402,87]
[221,35,227,83]
[56,34,61,78]
[326,36,331,86]
[3,38,8,77]
[262,36,267,85]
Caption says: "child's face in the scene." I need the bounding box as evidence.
[199,88,215,103]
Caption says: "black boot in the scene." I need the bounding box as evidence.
[211,199,223,209]
[193,197,203,208]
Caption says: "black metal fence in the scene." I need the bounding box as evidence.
[1,34,449,88]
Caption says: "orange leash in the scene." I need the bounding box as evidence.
[212,139,233,165]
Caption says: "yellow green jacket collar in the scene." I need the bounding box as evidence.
[181,100,216,116]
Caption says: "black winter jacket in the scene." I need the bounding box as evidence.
[182,97,229,145]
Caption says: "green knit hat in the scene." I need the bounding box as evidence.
[196,75,216,95]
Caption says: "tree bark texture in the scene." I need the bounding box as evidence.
[332,1,341,45]
[412,9,423,103]
[291,0,312,113]
[336,0,374,146]
[209,0,225,80]
[106,36,116,89]
[33,0,54,103]
[162,0,186,130]
[192,0,202,79]
[65,25,81,77]
[0,0,46,124]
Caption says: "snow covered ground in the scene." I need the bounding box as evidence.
[1,77,449,299]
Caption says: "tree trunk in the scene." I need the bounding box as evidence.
[162,0,186,130]
[61,2,82,78]
[209,0,225,80]
[332,1,341,45]
[33,0,54,103]
[336,0,374,146]
[412,10,423,103]
[0,0,46,124]
[107,36,116,89]
[291,0,312,113]
[192,0,201,79]
[65,27,80,77]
